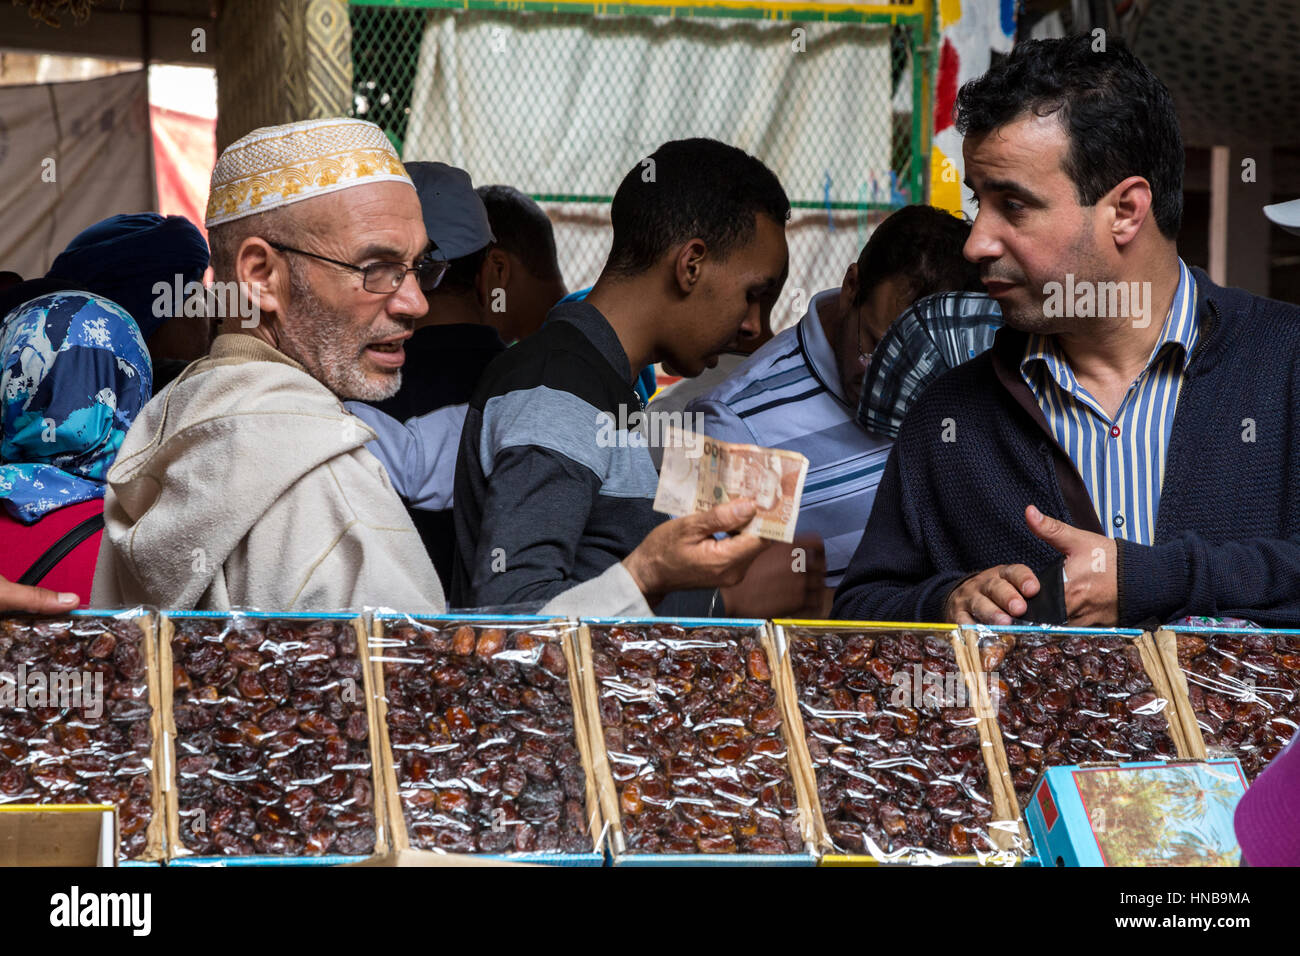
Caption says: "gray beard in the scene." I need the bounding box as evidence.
[278,266,405,402]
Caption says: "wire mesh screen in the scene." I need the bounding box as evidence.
[350,1,929,330]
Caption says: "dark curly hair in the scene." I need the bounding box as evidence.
[603,138,790,277]
[955,35,1183,239]
[854,205,982,306]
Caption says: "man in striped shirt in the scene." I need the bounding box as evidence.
[688,205,985,606]
[1019,257,1198,548]
[835,36,1300,628]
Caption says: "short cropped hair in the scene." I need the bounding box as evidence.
[603,138,790,277]
[476,185,562,281]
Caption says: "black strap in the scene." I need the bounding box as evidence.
[18,513,105,587]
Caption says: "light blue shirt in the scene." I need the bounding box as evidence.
[345,401,466,512]
[686,290,894,587]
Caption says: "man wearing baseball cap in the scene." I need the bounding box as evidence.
[364,161,507,423]
[349,161,506,585]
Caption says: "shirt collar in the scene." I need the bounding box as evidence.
[1020,258,1199,386]
[800,289,850,404]
[210,332,308,373]
[546,299,634,384]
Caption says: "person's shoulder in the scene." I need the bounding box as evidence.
[1189,267,1300,369]
[692,325,805,410]
[893,344,1003,443]
[170,342,344,424]
[1210,281,1300,335]
[474,317,627,411]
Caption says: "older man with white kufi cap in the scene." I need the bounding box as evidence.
[91,118,452,612]
[91,118,758,618]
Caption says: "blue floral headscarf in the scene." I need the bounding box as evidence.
[0,292,152,523]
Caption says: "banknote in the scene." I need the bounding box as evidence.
[654,426,809,542]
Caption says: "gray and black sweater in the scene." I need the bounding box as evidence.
[451,301,713,615]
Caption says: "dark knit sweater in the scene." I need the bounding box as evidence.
[833,267,1300,627]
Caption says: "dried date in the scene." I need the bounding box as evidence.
[593,624,804,856]
[378,620,591,854]
[170,617,377,857]
[981,631,1177,806]
[791,628,998,858]
[0,615,156,859]
[1176,631,1300,780]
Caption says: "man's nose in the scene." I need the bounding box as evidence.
[389,268,427,319]
[964,211,1002,263]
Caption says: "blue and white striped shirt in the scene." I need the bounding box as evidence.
[1020,259,1199,545]
[685,290,894,586]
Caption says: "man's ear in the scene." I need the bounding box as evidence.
[673,238,708,295]
[235,236,288,321]
[1108,175,1153,249]
[478,247,511,307]
[838,261,859,314]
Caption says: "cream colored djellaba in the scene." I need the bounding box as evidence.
[90,334,446,613]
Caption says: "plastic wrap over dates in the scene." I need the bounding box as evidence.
[789,628,996,857]
[591,623,804,855]
[171,617,377,856]
[378,620,592,854]
[1176,631,1300,780]
[0,615,155,859]
[980,631,1176,805]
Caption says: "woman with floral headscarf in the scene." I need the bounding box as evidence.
[0,291,152,602]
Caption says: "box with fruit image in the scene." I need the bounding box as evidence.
[160,611,388,865]
[0,609,165,863]
[1154,626,1300,780]
[577,617,818,866]
[370,613,606,866]
[962,625,1201,831]
[1023,758,1247,867]
[772,620,1031,866]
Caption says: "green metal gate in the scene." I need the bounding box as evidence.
[349,0,933,298]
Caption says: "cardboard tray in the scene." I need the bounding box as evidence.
[370,613,606,867]
[1153,626,1300,774]
[0,608,165,862]
[774,619,1030,866]
[578,617,818,867]
[961,625,1201,821]
[160,610,388,864]
[0,803,118,866]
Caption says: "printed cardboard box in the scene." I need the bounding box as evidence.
[1023,759,1246,866]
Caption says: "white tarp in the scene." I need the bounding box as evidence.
[402,11,896,314]
[0,70,152,280]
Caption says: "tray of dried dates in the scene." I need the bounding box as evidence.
[161,612,387,864]
[1157,627,1300,780]
[965,625,1196,812]
[0,609,164,862]
[773,620,1028,865]
[578,618,818,865]
[370,614,605,865]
